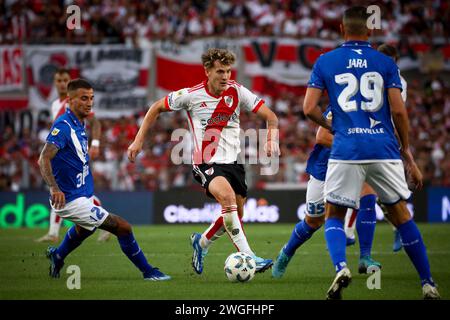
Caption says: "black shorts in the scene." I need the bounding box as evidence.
[192,163,248,199]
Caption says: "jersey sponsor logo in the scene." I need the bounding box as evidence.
[206,112,238,126]
[348,117,384,135]
[200,102,208,108]
[51,128,60,136]
[369,117,381,128]
[347,127,384,135]
[346,58,367,69]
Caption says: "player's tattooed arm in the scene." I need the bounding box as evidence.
[38,143,59,189]
[39,143,66,209]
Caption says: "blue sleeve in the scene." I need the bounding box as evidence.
[385,59,403,91]
[46,122,69,149]
[307,57,325,90]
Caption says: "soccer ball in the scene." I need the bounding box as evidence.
[224,252,256,283]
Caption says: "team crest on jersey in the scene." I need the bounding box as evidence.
[223,95,233,107]
[51,128,60,136]
[205,167,214,176]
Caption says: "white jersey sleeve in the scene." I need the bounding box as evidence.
[237,84,265,113]
[165,88,192,111]
[400,75,407,103]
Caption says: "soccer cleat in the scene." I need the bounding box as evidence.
[346,237,356,247]
[144,268,171,281]
[272,248,292,279]
[35,234,59,243]
[253,255,273,273]
[46,246,64,278]
[422,283,440,300]
[326,267,352,300]
[97,230,112,242]
[358,256,382,274]
[392,229,403,252]
[190,233,207,274]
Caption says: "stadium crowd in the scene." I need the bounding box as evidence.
[1,74,449,192]
[0,0,449,45]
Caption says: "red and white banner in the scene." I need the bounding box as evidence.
[243,38,333,96]
[154,39,239,99]
[241,38,450,97]
[26,45,151,118]
[0,46,24,92]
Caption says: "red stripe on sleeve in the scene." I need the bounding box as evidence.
[252,100,265,113]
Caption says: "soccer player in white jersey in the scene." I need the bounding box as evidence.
[35,69,109,243]
[303,7,439,299]
[128,48,279,274]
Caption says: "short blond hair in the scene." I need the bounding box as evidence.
[201,48,236,69]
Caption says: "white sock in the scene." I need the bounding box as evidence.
[48,209,62,237]
[344,208,357,239]
[222,205,254,256]
[201,215,226,249]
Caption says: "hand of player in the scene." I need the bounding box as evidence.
[89,146,100,159]
[264,140,280,157]
[127,140,143,163]
[407,161,423,190]
[401,148,423,189]
[50,186,65,210]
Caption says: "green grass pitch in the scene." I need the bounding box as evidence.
[0,223,448,300]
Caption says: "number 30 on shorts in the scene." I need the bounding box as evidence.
[307,202,325,216]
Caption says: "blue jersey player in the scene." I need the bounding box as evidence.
[303,7,439,299]
[39,79,170,281]
[272,108,381,279]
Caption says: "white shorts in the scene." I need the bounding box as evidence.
[305,175,326,217]
[325,161,412,209]
[51,196,110,231]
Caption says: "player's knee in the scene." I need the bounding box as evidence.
[305,215,325,229]
[116,219,132,236]
[217,192,236,207]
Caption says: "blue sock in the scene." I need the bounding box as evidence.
[118,233,153,275]
[397,220,434,286]
[55,226,94,261]
[325,217,347,272]
[356,194,377,258]
[283,220,320,257]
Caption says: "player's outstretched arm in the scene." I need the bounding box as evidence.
[128,98,167,162]
[38,143,66,209]
[86,114,101,159]
[303,88,332,131]
[316,126,333,148]
[388,88,423,189]
[255,104,280,157]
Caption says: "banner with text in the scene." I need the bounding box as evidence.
[26,45,151,118]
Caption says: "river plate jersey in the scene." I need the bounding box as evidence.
[165,80,264,164]
[46,108,93,202]
[308,41,403,163]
